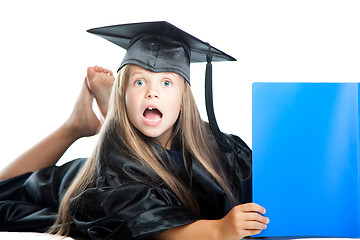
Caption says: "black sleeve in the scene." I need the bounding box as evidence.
[225,134,252,204]
[0,158,86,232]
[73,182,200,240]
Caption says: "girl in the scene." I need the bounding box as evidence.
[0,22,269,240]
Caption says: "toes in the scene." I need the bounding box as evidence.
[92,65,112,75]
[101,67,112,75]
[87,66,115,86]
[87,67,96,80]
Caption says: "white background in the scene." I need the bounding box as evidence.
[0,0,359,169]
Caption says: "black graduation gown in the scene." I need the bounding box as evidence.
[0,134,251,240]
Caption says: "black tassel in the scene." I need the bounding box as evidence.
[205,44,232,152]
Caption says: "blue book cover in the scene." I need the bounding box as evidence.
[252,83,360,238]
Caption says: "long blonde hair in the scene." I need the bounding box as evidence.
[50,64,235,236]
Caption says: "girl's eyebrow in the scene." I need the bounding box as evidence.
[130,71,177,80]
[129,71,144,78]
[165,72,178,78]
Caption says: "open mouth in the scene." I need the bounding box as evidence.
[143,106,163,123]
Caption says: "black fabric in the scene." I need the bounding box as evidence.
[87,21,236,65]
[166,148,186,174]
[120,34,191,83]
[0,159,85,233]
[205,48,232,152]
[88,21,236,85]
[0,134,251,240]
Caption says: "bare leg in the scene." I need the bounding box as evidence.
[0,66,115,180]
[86,66,115,118]
[66,77,101,138]
[0,77,100,180]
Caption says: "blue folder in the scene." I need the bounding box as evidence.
[252,83,359,238]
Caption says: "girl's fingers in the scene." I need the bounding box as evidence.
[243,220,267,230]
[246,212,269,224]
[238,203,266,214]
[243,229,263,237]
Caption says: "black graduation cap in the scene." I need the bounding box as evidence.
[87,21,235,152]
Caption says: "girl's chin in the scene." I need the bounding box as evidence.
[141,130,166,139]
[139,128,173,146]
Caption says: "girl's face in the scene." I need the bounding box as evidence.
[125,65,185,149]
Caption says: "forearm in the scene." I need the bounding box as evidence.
[155,203,269,240]
[0,122,81,181]
[155,220,221,240]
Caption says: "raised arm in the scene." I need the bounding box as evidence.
[0,66,115,181]
[0,78,100,180]
[155,203,269,240]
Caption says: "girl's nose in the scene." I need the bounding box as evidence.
[146,87,159,99]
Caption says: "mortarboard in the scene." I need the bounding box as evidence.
[87,21,235,152]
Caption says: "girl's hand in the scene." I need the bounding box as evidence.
[217,203,269,240]
[154,203,269,240]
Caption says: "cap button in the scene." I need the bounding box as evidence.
[150,42,159,51]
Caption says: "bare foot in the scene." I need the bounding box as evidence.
[67,78,101,138]
[86,66,115,118]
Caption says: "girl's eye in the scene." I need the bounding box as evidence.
[134,79,145,86]
[162,80,172,87]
